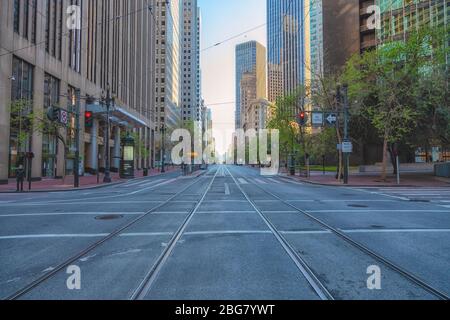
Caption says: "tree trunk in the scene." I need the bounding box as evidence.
[336,127,343,182]
[381,131,389,181]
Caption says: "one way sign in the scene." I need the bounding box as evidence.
[325,113,338,126]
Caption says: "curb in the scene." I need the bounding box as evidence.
[0,170,182,194]
[0,180,126,194]
[279,174,431,188]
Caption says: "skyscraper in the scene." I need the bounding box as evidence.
[235,41,266,129]
[154,0,181,161]
[267,0,306,102]
[180,0,202,126]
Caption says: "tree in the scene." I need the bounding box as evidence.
[342,26,449,180]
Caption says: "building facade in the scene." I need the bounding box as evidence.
[245,99,271,132]
[235,41,266,129]
[0,0,157,183]
[154,0,181,163]
[267,0,306,102]
[376,0,448,42]
[180,0,201,126]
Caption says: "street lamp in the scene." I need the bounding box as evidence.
[160,124,166,173]
[103,84,113,183]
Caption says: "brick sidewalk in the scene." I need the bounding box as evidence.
[281,171,450,187]
[0,167,179,193]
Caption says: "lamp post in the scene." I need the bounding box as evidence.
[103,84,112,183]
[161,124,166,173]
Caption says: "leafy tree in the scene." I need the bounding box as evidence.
[342,26,449,180]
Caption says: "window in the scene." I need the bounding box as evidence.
[13,0,20,33]
[9,57,34,178]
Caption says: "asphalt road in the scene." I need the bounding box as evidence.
[0,165,449,300]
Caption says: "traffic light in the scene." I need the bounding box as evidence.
[47,106,60,122]
[297,111,307,126]
[85,111,93,128]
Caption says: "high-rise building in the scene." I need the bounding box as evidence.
[154,0,181,162]
[0,0,156,183]
[235,41,266,129]
[181,0,202,126]
[267,0,306,102]
[300,0,377,98]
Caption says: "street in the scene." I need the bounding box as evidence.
[0,165,449,300]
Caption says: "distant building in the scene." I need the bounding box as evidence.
[154,0,182,162]
[245,99,271,132]
[267,0,306,102]
[235,41,266,129]
[181,0,202,126]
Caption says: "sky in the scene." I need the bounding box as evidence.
[198,0,266,156]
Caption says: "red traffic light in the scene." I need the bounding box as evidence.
[85,111,93,119]
[299,112,306,119]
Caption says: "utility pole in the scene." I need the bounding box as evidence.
[342,84,350,185]
[103,85,112,183]
[74,89,81,188]
[161,124,166,173]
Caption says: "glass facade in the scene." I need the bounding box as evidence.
[267,0,305,102]
[377,0,448,42]
[9,57,34,178]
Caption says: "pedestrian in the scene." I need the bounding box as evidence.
[16,165,25,192]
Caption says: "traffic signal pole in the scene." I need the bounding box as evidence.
[74,89,81,188]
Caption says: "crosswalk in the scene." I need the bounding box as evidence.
[235,177,302,186]
[358,187,450,204]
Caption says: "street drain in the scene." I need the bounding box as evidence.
[348,204,369,208]
[95,214,124,221]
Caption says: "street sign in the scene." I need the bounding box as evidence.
[342,141,353,153]
[325,113,338,126]
[311,112,324,127]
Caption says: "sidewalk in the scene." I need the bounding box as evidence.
[281,170,450,187]
[0,167,179,193]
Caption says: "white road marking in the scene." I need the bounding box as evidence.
[224,183,230,195]
[267,178,282,184]
[238,178,249,185]
[344,229,450,234]
[0,212,144,218]
[196,211,256,214]
[254,178,268,185]
[3,228,450,241]
[128,178,177,195]
[184,230,271,236]
[308,210,450,213]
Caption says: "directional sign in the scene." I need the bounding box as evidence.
[325,113,338,126]
[342,141,353,153]
[311,112,324,127]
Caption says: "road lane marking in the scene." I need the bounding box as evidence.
[344,229,450,234]
[238,178,248,185]
[0,212,144,218]
[128,178,177,195]
[307,210,450,213]
[267,178,282,184]
[184,230,271,236]
[196,211,256,214]
[224,183,230,195]
[254,178,268,185]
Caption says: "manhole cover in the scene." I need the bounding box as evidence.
[95,214,123,220]
[410,199,430,203]
[348,204,369,208]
